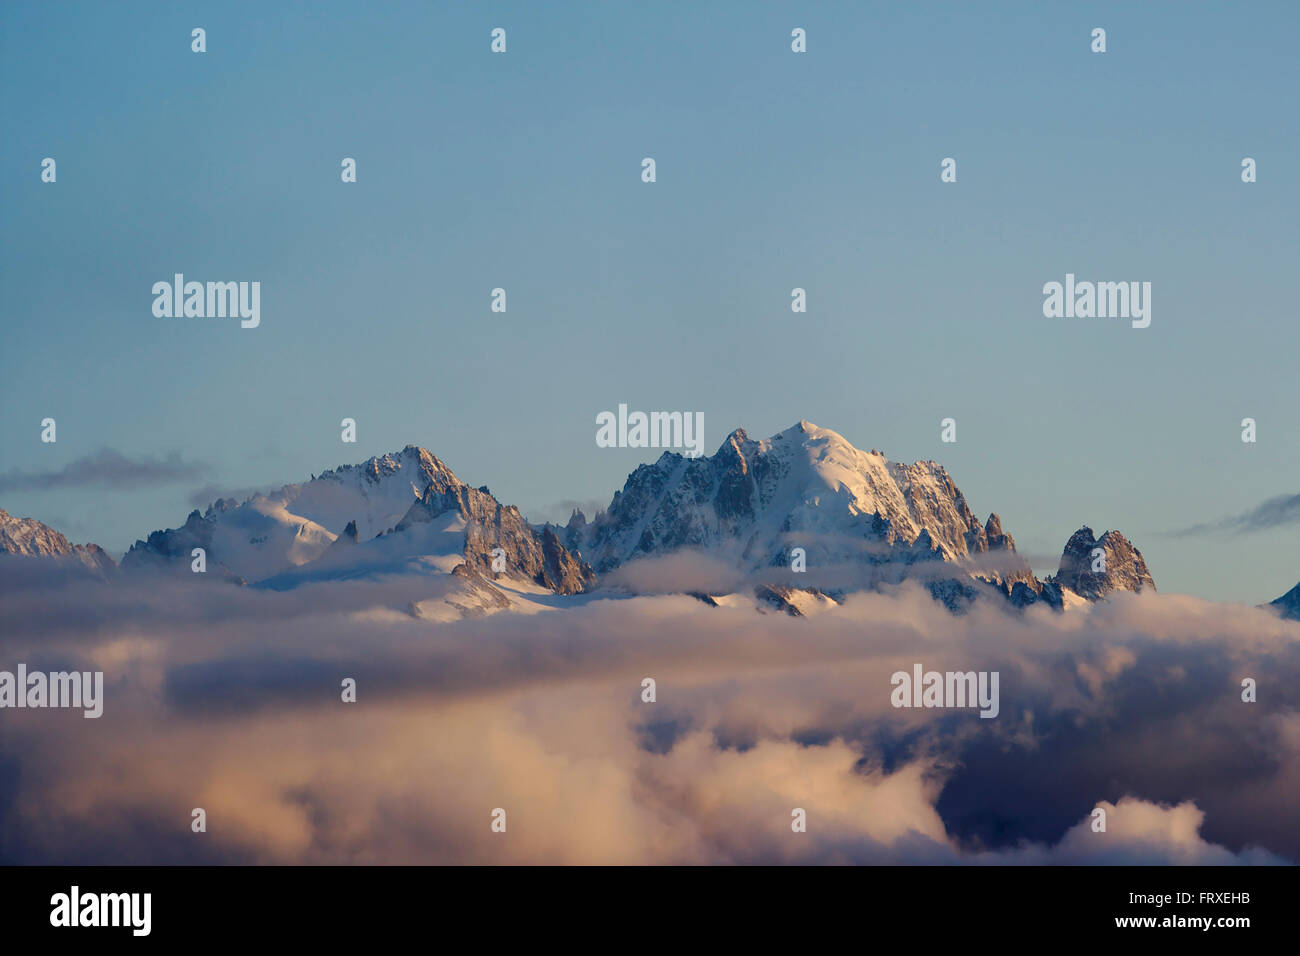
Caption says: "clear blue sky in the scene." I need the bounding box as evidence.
[2,1,1297,602]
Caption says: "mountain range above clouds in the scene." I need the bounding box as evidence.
[558,421,1154,613]
[3,420,1280,618]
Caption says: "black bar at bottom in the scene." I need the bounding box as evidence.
[0,865,1285,943]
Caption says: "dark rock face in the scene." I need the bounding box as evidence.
[753,584,840,617]
[563,508,588,552]
[323,519,359,557]
[397,480,596,595]
[120,508,247,583]
[1050,527,1156,600]
[1270,582,1300,621]
[123,509,213,566]
[541,526,595,595]
[966,511,1040,594]
[928,577,980,614]
[578,426,808,573]
[1005,579,1065,610]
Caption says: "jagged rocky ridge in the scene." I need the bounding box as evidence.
[1046,526,1155,600]
[121,445,594,595]
[7,424,1164,612]
[569,422,1020,572]
[0,508,116,576]
[563,421,1148,610]
[393,466,595,594]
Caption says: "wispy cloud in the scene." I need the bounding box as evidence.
[1167,492,1300,538]
[0,449,209,494]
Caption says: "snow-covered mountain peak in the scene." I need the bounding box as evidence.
[311,445,455,498]
[121,444,595,595]
[0,508,116,575]
[125,445,472,582]
[571,422,1029,580]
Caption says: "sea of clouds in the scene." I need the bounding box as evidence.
[1,555,1296,864]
